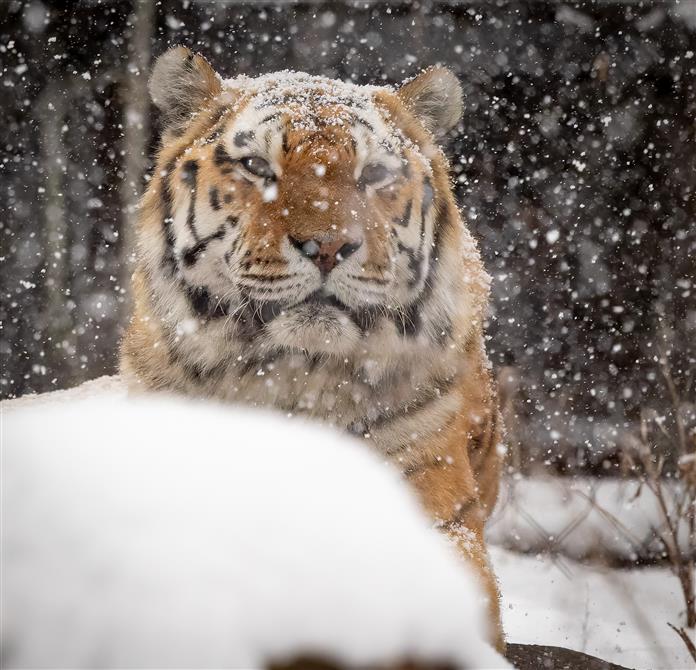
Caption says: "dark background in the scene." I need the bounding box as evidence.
[2,0,695,473]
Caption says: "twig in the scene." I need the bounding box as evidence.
[667,622,696,663]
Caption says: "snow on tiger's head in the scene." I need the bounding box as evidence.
[138,46,486,357]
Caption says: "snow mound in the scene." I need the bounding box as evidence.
[1,374,127,410]
[2,390,507,669]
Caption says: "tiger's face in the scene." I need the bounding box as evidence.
[140,48,480,359]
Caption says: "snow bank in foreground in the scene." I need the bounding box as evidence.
[2,374,128,409]
[2,390,506,669]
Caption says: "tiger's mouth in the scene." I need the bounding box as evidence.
[248,290,351,325]
[247,289,378,339]
[301,291,353,313]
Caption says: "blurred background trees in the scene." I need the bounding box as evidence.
[2,0,695,477]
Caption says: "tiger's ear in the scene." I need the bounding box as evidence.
[397,67,463,138]
[149,46,222,134]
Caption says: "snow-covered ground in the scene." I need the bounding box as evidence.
[494,547,693,670]
[2,379,694,669]
[486,471,695,668]
[488,476,692,562]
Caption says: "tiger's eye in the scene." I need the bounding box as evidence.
[360,162,391,186]
[240,156,275,179]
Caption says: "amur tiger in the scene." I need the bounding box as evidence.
[121,46,505,651]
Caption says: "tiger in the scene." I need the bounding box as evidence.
[120,46,505,651]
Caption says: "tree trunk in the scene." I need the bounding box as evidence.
[119,0,155,317]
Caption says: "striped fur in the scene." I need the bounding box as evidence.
[121,48,504,650]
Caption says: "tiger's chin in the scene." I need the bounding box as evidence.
[262,303,362,358]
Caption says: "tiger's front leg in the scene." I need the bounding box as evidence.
[401,405,505,653]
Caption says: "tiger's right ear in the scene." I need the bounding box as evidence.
[149,46,222,134]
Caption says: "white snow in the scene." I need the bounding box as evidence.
[1,388,506,669]
[545,228,560,244]
[494,546,694,670]
[489,478,695,669]
[488,476,692,561]
[3,380,693,670]
[1,374,128,410]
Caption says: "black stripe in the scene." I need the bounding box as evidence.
[353,305,380,332]
[421,177,434,220]
[394,200,412,227]
[469,408,500,487]
[242,291,380,335]
[303,292,380,334]
[392,306,421,337]
[442,499,480,525]
[235,353,263,378]
[475,407,498,456]
[168,344,230,386]
[354,275,389,285]
[420,201,447,301]
[226,236,242,261]
[157,111,231,275]
[161,159,178,275]
[214,143,237,172]
[391,184,430,291]
[405,176,433,290]
[181,224,226,267]
[202,125,224,145]
[434,317,453,346]
[209,186,221,211]
[234,130,255,147]
[220,294,284,343]
[181,160,198,187]
[352,116,375,133]
[240,273,294,283]
[360,375,458,432]
[390,197,450,338]
[256,94,365,111]
[185,284,230,319]
[201,110,229,145]
[181,160,200,243]
[189,359,229,384]
[397,241,422,289]
[236,349,286,378]
[260,112,282,125]
[255,97,284,109]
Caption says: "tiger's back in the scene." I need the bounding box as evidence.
[121,47,504,650]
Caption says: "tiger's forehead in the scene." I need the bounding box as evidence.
[220,70,408,155]
[223,70,390,112]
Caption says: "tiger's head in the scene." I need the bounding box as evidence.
[135,47,488,361]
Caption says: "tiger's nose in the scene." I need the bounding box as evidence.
[289,235,363,274]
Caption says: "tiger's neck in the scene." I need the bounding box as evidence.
[121,264,472,447]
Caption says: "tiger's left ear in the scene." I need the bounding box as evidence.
[397,67,463,138]
[149,46,222,134]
